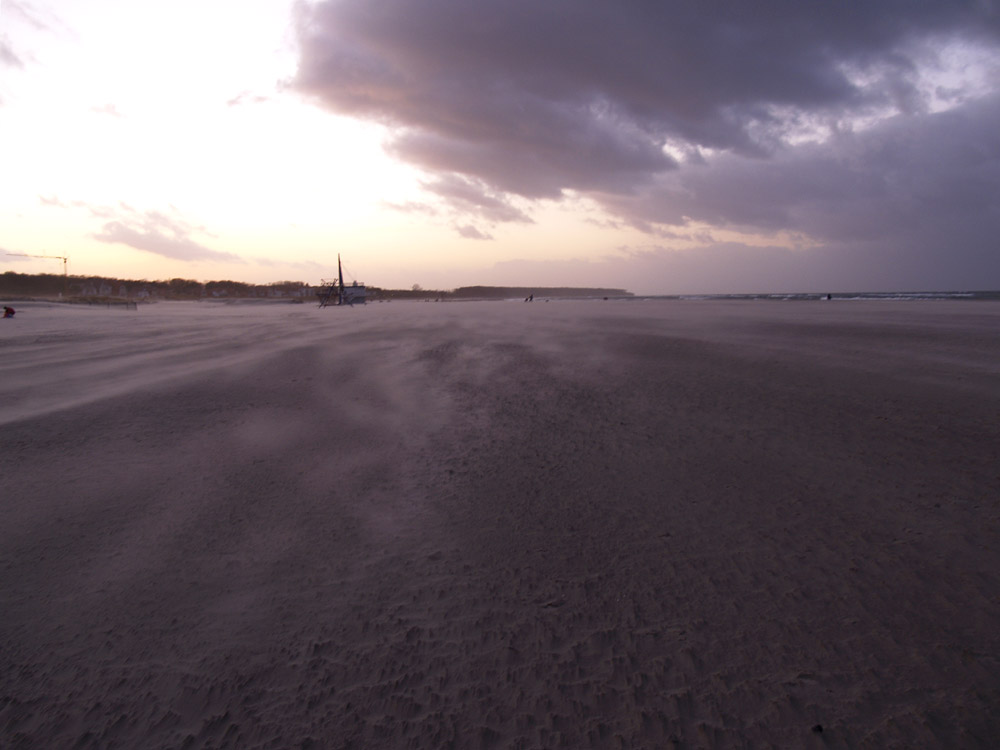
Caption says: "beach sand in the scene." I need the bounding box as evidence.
[2,298,999,748]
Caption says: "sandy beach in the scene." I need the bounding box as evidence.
[2,298,998,748]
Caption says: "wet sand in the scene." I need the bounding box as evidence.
[2,298,999,748]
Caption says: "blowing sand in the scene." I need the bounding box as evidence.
[2,298,999,748]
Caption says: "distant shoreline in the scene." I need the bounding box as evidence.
[3,272,998,303]
[0,271,628,303]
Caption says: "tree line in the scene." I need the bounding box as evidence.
[2,271,632,302]
[1,272,312,300]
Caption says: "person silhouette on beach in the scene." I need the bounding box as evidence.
[3,306,14,318]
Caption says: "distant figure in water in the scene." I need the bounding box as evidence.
[525,294,534,302]
[3,306,14,318]
[826,294,832,300]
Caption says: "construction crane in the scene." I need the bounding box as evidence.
[6,252,68,276]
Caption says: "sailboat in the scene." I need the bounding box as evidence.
[316,254,367,307]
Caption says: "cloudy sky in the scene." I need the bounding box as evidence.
[2,0,999,293]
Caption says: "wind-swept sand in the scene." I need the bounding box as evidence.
[2,299,999,748]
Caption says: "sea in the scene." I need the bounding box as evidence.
[629,290,1000,302]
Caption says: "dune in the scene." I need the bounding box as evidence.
[2,298,999,748]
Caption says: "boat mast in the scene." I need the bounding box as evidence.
[338,253,345,306]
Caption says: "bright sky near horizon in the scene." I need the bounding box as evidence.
[2,0,1000,294]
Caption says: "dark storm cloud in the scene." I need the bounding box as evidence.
[497,97,1000,291]
[294,0,1000,288]
[603,92,1000,270]
[420,174,533,224]
[295,1,998,186]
